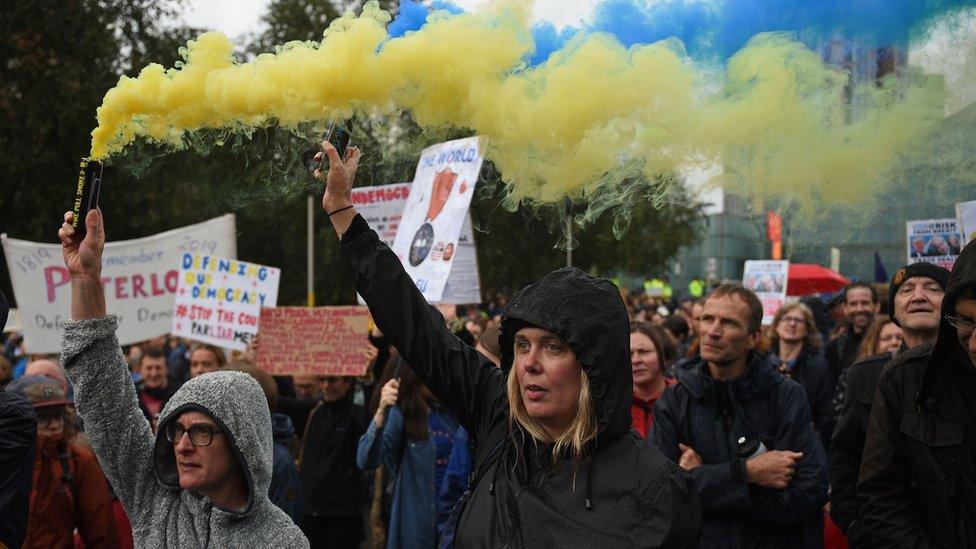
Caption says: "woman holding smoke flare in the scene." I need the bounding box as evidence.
[314,141,701,547]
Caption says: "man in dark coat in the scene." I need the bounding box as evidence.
[825,282,881,386]
[0,290,37,549]
[829,262,947,548]
[277,375,368,549]
[859,242,976,548]
[651,284,829,548]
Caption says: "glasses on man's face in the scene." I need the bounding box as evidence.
[165,423,223,447]
[945,315,976,336]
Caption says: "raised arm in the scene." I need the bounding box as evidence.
[315,142,506,439]
[58,209,159,523]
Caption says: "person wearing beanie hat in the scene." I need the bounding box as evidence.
[829,262,949,547]
[7,375,119,549]
[858,242,976,547]
[886,263,951,336]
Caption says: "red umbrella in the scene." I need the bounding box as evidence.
[787,263,849,296]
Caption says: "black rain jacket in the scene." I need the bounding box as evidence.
[341,214,700,548]
[858,240,976,548]
[828,349,897,548]
[283,391,369,518]
[825,329,865,388]
[772,346,834,449]
[650,351,829,548]
[0,387,36,549]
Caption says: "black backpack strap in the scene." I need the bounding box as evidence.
[57,440,74,487]
[439,436,507,548]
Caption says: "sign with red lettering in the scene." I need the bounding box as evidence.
[172,253,279,351]
[256,307,371,376]
[2,215,236,353]
[352,182,411,247]
[390,137,484,303]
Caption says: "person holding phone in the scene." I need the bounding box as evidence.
[57,209,308,548]
[313,142,700,547]
[357,365,460,549]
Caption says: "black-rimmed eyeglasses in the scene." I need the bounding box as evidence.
[165,423,223,447]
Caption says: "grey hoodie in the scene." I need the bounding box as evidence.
[61,315,309,548]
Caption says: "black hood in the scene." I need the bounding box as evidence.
[499,267,631,442]
[920,239,976,401]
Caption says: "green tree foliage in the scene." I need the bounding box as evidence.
[0,0,200,300]
[0,0,703,311]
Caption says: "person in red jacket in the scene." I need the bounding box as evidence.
[629,321,677,437]
[8,375,119,549]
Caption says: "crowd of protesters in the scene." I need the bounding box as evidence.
[0,141,974,548]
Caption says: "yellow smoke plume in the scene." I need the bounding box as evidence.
[89,1,947,209]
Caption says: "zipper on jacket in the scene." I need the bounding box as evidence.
[713,385,743,549]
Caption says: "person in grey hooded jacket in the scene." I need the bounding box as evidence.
[57,208,309,548]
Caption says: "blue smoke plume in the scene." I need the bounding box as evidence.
[388,0,465,38]
[389,0,976,64]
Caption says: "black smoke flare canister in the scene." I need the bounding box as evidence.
[72,158,102,237]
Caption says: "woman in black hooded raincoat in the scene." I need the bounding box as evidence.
[313,142,700,548]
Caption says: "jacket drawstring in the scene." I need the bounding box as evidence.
[488,443,505,496]
[584,458,594,510]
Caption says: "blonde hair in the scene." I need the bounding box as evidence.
[506,363,599,473]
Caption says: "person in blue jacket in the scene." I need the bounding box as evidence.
[357,362,459,549]
[435,327,502,537]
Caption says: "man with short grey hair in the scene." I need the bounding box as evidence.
[859,242,976,547]
[829,262,949,547]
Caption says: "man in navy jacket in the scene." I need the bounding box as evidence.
[651,284,829,548]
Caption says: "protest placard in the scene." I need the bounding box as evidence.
[743,260,789,325]
[171,253,280,350]
[956,200,976,245]
[440,214,481,304]
[2,215,236,353]
[391,136,484,302]
[354,180,481,304]
[353,182,411,247]
[906,218,961,270]
[256,306,370,376]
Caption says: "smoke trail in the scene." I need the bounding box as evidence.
[88,1,949,222]
[388,0,464,38]
[388,0,976,64]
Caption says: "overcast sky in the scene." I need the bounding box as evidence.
[179,0,974,114]
[179,0,595,39]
